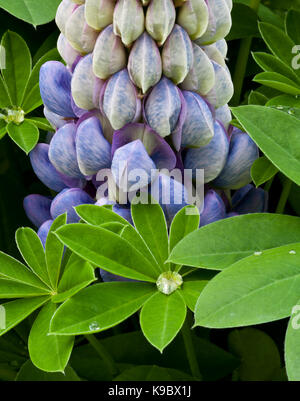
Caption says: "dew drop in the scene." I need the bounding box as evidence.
[276,106,284,110]
[89,321,100,331]
[289,250,297,255]
[254,251,262,256]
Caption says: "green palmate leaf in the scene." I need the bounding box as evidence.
[251,156,278,187]
[25,118,54,132]
[7,120,39,154]
[195,243,300,328]
[55,223,158,282]
[253,72,300,96]
[119,225,162,273]
[169,205,200,252]
[228,328,281,381]
[168,214,300,270]
[29,303,74,373]
[50,282,156,335]
[22,48,60,112]
[15,227,50,287]
[0,251,50,291]
[21,83,43,114]
[0,76,10,108]
[140,291,186,352]
[252,52,300,84]
[76,204,131,227]
[180,281,208,312]
[45,214,67,290]
[131,201,169,272]
[76,205,161,271]
[266,95,300,108]
[0,296,50,336]
[16,360,80,381]
[114,365,195,381]
[0,0,62,26]
[0,279,50,298]
[285,10,300,45]
[285,307,300,381]
[258,22,296,68]
[1,31,31,106]
[52,254,96,304]
[231,105,300,185]
[248,90,268,106]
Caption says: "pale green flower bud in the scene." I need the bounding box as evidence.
[113,0,145,47]
[145,0,176,46]
[180,43,215,95]
[85,0,115,31]
[177,0,209,40]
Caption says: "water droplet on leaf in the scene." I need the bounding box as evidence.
[89,322,100,331]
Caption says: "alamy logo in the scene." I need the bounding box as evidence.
[292,45,300,70]
[0,305,5,330]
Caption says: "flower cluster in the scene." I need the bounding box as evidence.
[24,0,267,252]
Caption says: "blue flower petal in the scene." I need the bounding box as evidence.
[184,121,229,182]
[112,123,176,170]
[144,77,181,138]
[49,123,84,179]
[51,188,94,223]
[39,61,76,117]
[233,185,268,214]
[111,139,157,192]
[213,130,259,189]
[76,116,111,176]
[30,144,68,192]
[23,195,52,228]
[200,190,226,227]
[37,220,53,248]
[181,91,214,148]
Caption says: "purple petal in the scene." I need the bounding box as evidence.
[184,120,229,183]
[76,116,111,176]
[37,220,53,248]
[102,69,141,130]
[51,188,94,223]
[112,123,176,170]
[181,90,214,148]
[100,269,134,282]
[200,190,226,227]
[30,144,68,192]
[144,77,181,139]
[39,61,76,117]
[212,131,259,189]
[23,195,52,228]
[43,107,70,130]
[49,123,84,179]
[233,185,268,214]
[111,140,157,192]
[172,88,187,151]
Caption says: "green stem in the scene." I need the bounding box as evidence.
[264,175,275,192]
[276,179,292,214]
[85,334,119,377]
[231,0,262,106]
[181,316,201,380]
